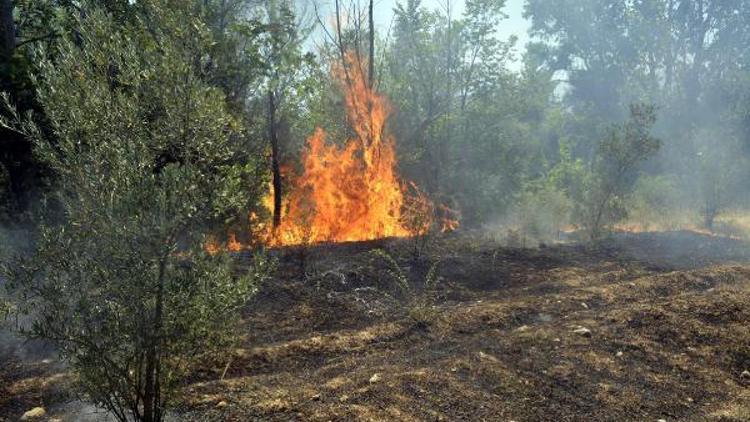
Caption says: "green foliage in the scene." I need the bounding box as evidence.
[369,249,411,295]
[1,3,270,421]
[384,0,536,224]
[627,175,681,231]
[512,181,572,244]
[547,140,589,202]
[577,104,661,240]
[691,130,750,229]
[525,0,750,233]
[369,248,442,327]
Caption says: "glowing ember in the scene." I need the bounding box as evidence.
[227,233,242,252]
[204,236,220,255]
[439,204,461,233]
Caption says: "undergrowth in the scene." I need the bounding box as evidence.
[369,249,442,328]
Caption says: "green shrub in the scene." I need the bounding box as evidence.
[369,249,442,328]
[1,4,269,421]
[512,183,572,244]
[626,175,680,231]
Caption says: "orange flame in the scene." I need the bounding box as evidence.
[205,53,459,252]
[269,54,412,246]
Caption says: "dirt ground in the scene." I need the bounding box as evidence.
[4,231,750,421]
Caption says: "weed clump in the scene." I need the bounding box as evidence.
[368,249,442,329]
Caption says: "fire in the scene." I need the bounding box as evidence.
[439,204,461,233]
[269,54,413,246]
[227,233,243,252]
[205,53,459,252]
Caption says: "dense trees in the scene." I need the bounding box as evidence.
[4,0,750,234]
[525,0,750,230]
[0,0,140,219]
[385,0,538,224]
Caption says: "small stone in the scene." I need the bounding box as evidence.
[369,373,381,383]
[741,370,750,380]
[581,302,589,309]
[215,401,228,409]
[21,407,46,420]
[553,338,561,342]
[657,419,667,422]
[573,327,592,337]
[516,325,530,332]
[311,393,321,401]
[616,351,624,357]
[686,397,694,403]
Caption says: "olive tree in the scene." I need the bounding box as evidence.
[1,2,269,421]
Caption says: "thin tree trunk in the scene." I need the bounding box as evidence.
[143,259,166,422]
[269,90,282,229]
[435,0,453,197]
[333,0,353,88]
[0,0,14,59]
[368,0,374,88]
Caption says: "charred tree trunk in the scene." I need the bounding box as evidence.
[268,90,282,229]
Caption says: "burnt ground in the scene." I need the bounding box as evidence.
[4,230,750,421]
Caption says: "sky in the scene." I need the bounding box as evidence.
[306,0,531,68]
[373,0,529,50]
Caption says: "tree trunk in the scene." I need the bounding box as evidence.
[142,259,166,422]
[0,0,14,60]
[268,90,282,229]
[368,0,374,88]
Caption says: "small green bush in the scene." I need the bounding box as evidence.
[369,249,442,328]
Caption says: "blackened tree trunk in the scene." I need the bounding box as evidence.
[268,90,282,229]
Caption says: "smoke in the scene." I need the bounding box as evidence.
[48,401,118,422]
[0,223,57,361]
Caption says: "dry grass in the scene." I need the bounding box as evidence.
[5,232,750,421]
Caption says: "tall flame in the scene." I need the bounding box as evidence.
[205,53,458,253]
[269,54,412,246]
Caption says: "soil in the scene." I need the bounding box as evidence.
[4,230,750,421]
